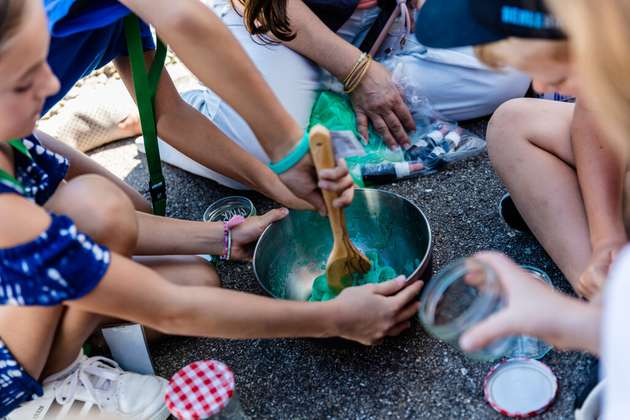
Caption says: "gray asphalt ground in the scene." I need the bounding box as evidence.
[90,121,596,419]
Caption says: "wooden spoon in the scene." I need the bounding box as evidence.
[309,124,372,292]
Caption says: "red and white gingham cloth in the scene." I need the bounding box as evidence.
[165,360,235,419]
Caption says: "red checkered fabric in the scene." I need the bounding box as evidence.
[165,360,235,419]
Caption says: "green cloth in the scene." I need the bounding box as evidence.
[307,91,406,187]
[308,251,398,302]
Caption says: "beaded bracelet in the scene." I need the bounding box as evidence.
[220,215,245,261]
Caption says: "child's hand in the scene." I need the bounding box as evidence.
[317,159,355,210]
[230,208,289,261]
[577,241,624,299]
[459,252,575,353]
[330,276,423,345]
[279,154,328,214]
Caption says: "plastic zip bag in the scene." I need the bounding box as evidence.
[309,53,486,186]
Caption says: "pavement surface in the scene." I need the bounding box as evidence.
[90,122,596,419]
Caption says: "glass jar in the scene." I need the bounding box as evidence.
[503,266,553,360]
[419,258,514,361]
[210,392,247,420]
[203,196,256,223]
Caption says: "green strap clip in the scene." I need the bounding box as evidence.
[123,15,168,216]
[268,131,310,175]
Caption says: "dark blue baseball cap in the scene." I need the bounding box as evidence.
[416,0,565,49]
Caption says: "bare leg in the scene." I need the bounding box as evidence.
[487,98,592,288]
[0,306,64,380]
[41,256,219,377]
[34,129,152,213]
[32,176,138,376]
[0,173,139,379]
[40,176,219,375]
[135,256,220,288]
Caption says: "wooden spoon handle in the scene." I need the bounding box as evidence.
[309,125,347,244]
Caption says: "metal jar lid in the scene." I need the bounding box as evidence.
[484,358,558,418]
[203,196,256,223]
[165,360,235,419]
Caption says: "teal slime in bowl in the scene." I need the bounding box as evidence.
[253,189,432,301]
[308,251,398,301]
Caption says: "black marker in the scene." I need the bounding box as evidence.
[361,161,425,185]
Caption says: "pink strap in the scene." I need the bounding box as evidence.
[368,0,413,57]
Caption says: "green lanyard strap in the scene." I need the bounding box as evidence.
[123,15,168,216]
[0,139,30,194]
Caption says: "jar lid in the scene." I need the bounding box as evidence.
[165,360,235,419]
[484,358,558,418]
[203,196,256,222]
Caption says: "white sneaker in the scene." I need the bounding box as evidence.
[7,355,169,420]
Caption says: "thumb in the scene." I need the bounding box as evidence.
[261,208,289,225]
[459,310,514,353]
[373,276,407,296]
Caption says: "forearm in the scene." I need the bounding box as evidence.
[74,254,339,339]
[282,0,361,81]
[134,212,224,255]
[572,100,628,247]
[119,0,301,160]
[116,57,307,208]
[156,101,308,207]
[548,296,601,355]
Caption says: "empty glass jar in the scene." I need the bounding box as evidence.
[419,258,514,361]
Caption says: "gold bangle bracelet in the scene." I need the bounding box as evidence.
[342,52,368,86]
[344,55,372,94]
[344,55,371,92]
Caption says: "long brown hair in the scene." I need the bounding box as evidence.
[547,0,630,141]
[0,0,25,53]
[237,0,296,42]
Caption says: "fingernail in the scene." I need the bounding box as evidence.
[281,208,289,215]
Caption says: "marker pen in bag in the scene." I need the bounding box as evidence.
[361,161,424,184]
[405,126,449,161]
[439,127,464,153]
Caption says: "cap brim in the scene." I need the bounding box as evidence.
[416,0,506,48]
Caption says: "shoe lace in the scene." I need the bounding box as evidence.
[54,356,122,412]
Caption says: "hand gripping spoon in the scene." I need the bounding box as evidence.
[309,124,372,292]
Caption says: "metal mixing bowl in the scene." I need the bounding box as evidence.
[253,189,432,301]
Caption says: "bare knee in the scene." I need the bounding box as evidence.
[486,98,538,161]
[135,256,221,287]
[49,175,138,254]
[185,259,221,288]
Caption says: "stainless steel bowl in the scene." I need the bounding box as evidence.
[253,189,432,301]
